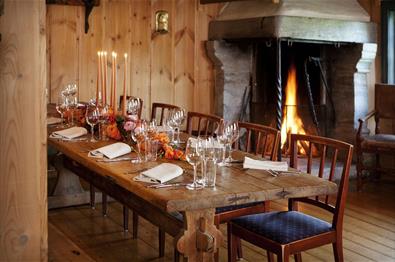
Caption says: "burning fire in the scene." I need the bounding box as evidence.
[280,64,307,154]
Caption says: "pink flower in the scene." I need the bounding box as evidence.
[124,121,136,131]
[126,114,139,121]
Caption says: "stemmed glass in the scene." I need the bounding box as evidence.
[55,95,67,128]
[216,121,239,166]
[66,96,78,126]
[226,121,240,163]
[127,97,141,117]
[85,105,100,142]
[185,137,204,190]
[131,120,147,163]
[167,108,186,144]
[174,109,186,144]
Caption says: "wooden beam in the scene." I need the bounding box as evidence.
[0,0,47,260]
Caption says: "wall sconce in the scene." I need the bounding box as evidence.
[155,10,169,34]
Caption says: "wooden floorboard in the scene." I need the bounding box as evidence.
[48,176,395,261]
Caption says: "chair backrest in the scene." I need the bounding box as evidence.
[186,111,222,136]
[375,84,395,120]
[236,122,280,161]
[289,134,353,231]
[119,96,143,119]
[151,102,180,125]
[375,84,395,134]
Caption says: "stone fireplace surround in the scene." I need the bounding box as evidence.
[205,0,377,145]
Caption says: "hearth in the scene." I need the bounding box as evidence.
[206,0,377,153]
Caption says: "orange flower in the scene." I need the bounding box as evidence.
[106,123,122,140]
[174,149,184,160]
[164,148,174,159]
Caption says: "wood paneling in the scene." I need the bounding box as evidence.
[0,0,47,260]
[47,0,222,118]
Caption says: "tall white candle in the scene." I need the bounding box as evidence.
[103,51,108,105]
[123,53,128,116]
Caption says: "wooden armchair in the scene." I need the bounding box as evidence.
[185,111,222,136]
[356,83,395,191]
[151,102,180,125]
[228,134,353,262]
[160,121,281,261]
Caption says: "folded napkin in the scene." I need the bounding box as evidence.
[243,156,288,171]
[50,127,88,140]
[47,117,62,125]
[88,142,131,159]
[134,163,183,184]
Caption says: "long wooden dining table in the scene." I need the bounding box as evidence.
[48,135,338,262]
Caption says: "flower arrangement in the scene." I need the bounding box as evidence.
[105,113,185,161]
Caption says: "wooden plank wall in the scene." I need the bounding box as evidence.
[0,0,47,260]
[47,0,223,118]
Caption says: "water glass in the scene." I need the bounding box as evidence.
[204,158,217,187]
[145,140,158,162]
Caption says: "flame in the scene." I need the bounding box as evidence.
[280,64,307,153]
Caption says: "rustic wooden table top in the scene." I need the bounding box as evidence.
[48,135,338,213]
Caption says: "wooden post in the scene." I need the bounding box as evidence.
[176,209,223,262]
[0,0,47,259]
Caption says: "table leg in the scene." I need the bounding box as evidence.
[176,208,223,262]
[48,153,102,209]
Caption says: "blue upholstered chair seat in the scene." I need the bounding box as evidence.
[216,202,263,214]
[232,211,333,244]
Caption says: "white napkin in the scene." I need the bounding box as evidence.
[243,156,288,171]
[133,163,183,184]
[47,117,62,125]
[50,127,88,140]
[88,142,131,159]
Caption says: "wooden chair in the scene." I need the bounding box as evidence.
[356,83,395,191]
[151,102,180,125]
[119,95,143,118]
[228,134,353,262]
[160,121,281,261]
[185,111,222,136]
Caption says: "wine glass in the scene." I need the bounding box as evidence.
[66,96,78,126]
[166,109,178,143]
[216,122,232,166]
[85,105,100,142]
[225,121,240,163]
[55,95,67,128]
[131,120,147,163]
[185,137,204,190]
[174,109,186,144]
[127,97,141,117]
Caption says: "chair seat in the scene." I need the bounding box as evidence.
[362,134,395,150]
[231,211,332,244]
[216,202,263,214]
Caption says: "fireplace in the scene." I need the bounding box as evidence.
[206,0,377,150]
